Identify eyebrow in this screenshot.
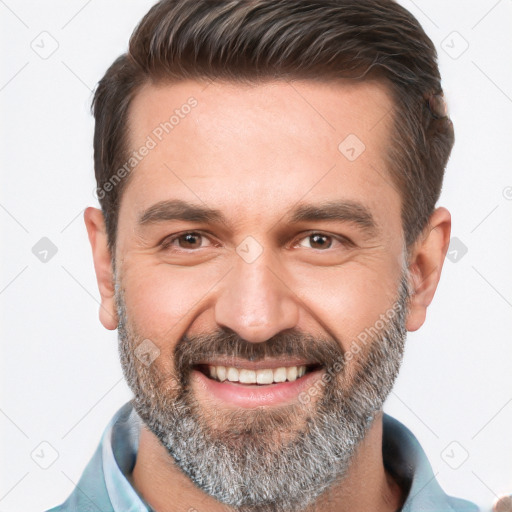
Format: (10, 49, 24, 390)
(138, 199, 226, 226)
(137, 198, 378, 236)
(288, 200, 378, 234)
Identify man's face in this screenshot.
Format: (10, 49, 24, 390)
(114, 79, 410, 511)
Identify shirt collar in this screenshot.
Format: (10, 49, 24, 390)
(382, 414, 477, 511)
(101, 401, 150, 511)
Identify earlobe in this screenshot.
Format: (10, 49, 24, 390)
(405, 207, 451, 332)
(84, 207, 119, 330)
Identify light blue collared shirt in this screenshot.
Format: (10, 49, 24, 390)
(46, 401, 480, 512)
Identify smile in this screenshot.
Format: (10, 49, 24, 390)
(195, 363, 320, 385)
(191, 360, 324, 408)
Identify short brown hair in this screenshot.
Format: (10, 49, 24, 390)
(92, 0, 454, 254)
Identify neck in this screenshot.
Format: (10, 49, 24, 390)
(130, 411, 404, 512)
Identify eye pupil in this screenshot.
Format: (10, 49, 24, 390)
(180, 232, 201, 248)
(310, 234, 331, 249)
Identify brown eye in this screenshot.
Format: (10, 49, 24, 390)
(305, 233, 332, 249)
(177, 232, 202, 249)
(162, 232, 212, 251)
(295, 232, 353, 251)
(297, 233, 333, 250)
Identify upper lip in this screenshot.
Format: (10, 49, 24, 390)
(194, 358, 320, 371)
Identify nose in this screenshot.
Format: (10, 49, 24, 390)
(214, 249, 300, 344)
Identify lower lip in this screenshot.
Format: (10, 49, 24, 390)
(191, 368, 324, 408)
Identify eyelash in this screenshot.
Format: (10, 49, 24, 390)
(159, 230, 354, 252)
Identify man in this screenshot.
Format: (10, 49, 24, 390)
(47, 0, 480, 511)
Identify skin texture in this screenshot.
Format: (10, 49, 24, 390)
(84, 78, 452, 512)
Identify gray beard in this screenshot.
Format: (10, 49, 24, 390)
(115, 271, 411, 512)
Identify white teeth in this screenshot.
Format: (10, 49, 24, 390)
(239, 369, 257, 384)
(273, 367, 287, 382)
(287, 366, 298, 382)
(216, 366, 227, 381)
(206, 365, 309, 384)
(256, 369, 274, 385)
(227, 367, 239, 382)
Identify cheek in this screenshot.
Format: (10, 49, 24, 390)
(292, 262, 400, 353)
(121, 263, 223, 343)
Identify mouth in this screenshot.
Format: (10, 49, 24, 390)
(194, 363, 323, 386)
(191, 360, 325, 408)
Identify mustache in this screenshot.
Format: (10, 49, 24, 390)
(173, 327, 344, 376)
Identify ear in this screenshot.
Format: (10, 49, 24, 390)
(84, 207, 118, 330)
(406, 207, 451, 332)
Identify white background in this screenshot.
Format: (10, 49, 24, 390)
(1, 1, 511, 511)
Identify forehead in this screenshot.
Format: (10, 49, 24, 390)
(119, 78, 400, 239)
